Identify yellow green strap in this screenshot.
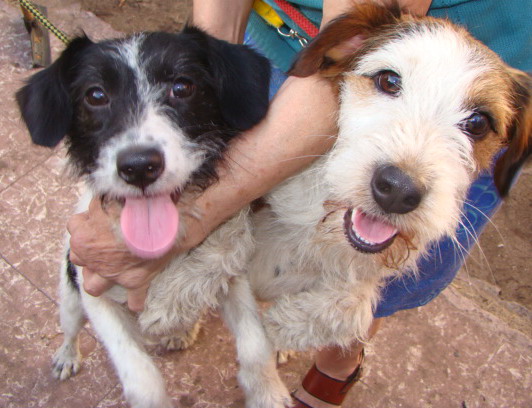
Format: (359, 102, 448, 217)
(253, 0, 285, 29)
(252, 0, 309, 47)
(19, 0, 70, 44)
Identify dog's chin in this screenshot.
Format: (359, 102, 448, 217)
(343, 208, 398, 254)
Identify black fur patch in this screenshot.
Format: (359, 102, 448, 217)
(65, 250, 80, 291)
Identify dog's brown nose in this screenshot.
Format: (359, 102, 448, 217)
(371, 165, 423, 214)
(117, 146, 165, 189)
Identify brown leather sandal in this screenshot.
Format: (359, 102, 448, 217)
(292, 350, 365, 407)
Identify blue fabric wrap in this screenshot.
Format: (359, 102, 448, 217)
(429, 0, 532, 71)
(245, 0, 531, 317)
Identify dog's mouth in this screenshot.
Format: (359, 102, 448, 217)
(343, 208, 398, 253)
(117, 190, 181, 259)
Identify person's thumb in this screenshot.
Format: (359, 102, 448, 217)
(82, 268, 114, 297)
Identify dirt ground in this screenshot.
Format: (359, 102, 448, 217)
(80, 0, 530, 312)
(80, 0, 191, 33)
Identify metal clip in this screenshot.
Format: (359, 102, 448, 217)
(277, 26, 308, 48)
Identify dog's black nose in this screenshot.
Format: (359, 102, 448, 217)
(117, 146, 165, 189)
(371, 165, 423, 214)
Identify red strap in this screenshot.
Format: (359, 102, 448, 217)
(301, 362, 364, 405)
(273, 0, 319, 38)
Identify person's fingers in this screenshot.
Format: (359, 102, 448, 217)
(82, 268, 114, 297)
(88, 195, 105, 213)
(90, 195, 122, 218)
(66, 211, 89, 235)
(126, 285, 149, 312)
(69, 249, 85, 267)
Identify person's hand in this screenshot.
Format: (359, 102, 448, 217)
(67, 198, 176, 312)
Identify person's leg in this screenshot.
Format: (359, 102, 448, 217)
(292, 318, 382, 408)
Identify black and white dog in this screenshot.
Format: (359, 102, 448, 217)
(17, 28, 290, 408)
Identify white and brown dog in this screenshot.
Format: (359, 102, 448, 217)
(248, 2, 531, 355)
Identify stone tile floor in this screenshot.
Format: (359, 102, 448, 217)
(0, 1, 530, 407)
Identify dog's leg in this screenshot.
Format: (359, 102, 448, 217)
(52, 259, 85, 380)
(221, 276, 291, 408)
(264, 283, 377, 351)
(81, 292, 173, 408)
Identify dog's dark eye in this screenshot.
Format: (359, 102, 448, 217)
(170, 78, 195, 99)
(374, 71, 401, 96)
(85, 87, 109, 107)
(461, 112, 491, 139)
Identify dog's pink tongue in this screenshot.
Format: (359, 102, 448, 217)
(120, 195, 179, 259)
(353, 210, 397, 244)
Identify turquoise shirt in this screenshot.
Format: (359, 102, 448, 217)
(247, 0, 532, 72)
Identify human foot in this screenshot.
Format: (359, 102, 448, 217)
(292, 350, 364, 408)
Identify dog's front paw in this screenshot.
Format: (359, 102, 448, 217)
(52, 342, 81, 380)
(159, 321, 201, 351)
(239, 367, 292, 408)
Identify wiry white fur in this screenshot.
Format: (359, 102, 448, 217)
(248, 22, 513, 352)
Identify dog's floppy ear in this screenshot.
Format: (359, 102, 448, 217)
(16, 36, 93, 147)
(289, 2, 401, 78)
(201, 30, 271, 131)
(493, 70, 532, 197)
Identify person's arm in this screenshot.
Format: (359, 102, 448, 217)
(192, 0, 253, 43)
(177, 73, 338, 249)
(69, 0, 431, 312)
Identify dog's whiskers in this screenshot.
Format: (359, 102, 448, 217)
(279, 154, 328, 163)
(454, 209, 490, 265)
(304, 133, 338, 141)
(455, 209, 498, 284)
(462, 201, 504, 241)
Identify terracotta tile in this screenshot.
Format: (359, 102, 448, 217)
(93, 312, 309, 408)
(343, 290, 532, 408)
(0, 153, 81, 301)
(0, 4, 59, 192)
(0, 1, 121, 194)
(0, 67, 58, 193)
(46, 2, 122, 43)
(0, 258, 119, 408)
(0, 0, 120, 63)
(0, 1, 33, 69)
(153, 312, 247, 407)
(93, 386, 129, 408)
